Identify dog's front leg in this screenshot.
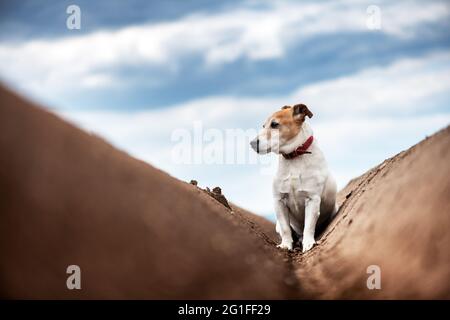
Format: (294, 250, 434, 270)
(302, 195, 321, 252)
(274, 197, 293, 250)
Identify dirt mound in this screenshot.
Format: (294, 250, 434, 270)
(0, 84, 449, 299)
(0, 85, 296, 299)
(294, 126, 450, 299)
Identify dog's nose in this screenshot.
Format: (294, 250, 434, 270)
(250, 139, 259, 153)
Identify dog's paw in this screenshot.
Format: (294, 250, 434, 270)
(277, 240, 293, 251)
(302, 238, 316, 253)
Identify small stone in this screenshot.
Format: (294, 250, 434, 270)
(190, 180, 198, 186)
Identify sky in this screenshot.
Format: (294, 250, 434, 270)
(1, 0, 449, 219)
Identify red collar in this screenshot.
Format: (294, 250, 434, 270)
(282, 136, 314, 160)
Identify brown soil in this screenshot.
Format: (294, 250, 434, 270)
(0, 85, 296, 299)
(293, 126, 450, 299)
(0, 85, 449, 299)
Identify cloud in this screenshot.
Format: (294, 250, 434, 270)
(64, 51, 450, 135)
(58, 52, 450, 217)
(294, 52, 450, 117)
(0, 0, 448, 97)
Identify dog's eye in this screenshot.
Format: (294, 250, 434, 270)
(270, 121, 279, 129)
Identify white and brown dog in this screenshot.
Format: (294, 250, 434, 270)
(250, 104, 337, 252)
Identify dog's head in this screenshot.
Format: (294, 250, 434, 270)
(250, 104, 313, 154)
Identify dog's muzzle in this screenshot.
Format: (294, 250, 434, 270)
(250, 138, 259, 153)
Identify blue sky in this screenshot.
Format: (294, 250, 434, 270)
(1, 0, 449, 219)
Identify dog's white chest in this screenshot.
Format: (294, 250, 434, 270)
(278, 172, 308, 215)
(279, 173, 301, 194)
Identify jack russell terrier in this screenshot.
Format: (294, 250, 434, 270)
(250, 104, 337, 252)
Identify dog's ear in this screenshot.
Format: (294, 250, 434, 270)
(293, 104, 313, 120)
(281, 105, 291, 110)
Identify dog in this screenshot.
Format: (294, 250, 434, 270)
(250, 104, 337, 252)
